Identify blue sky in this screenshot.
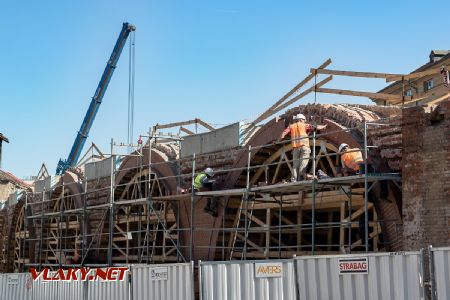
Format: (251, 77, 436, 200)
(1, 0, 449, 178)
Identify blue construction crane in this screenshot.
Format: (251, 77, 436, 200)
(56, 23, 136, 175)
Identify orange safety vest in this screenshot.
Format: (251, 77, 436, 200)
(290, 122, 309, 148)
(341, 149, 364, 171)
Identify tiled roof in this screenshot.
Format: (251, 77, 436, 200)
(0, 170, 30, 189)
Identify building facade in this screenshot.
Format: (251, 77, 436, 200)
(376, 50, 450, 106)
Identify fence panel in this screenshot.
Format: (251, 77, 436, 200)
(0, 273, 32, 300)
(30, 271, 84, 300)
(295, 251, 425, 300)
(200, 259, 296, 300)
(131, 262, 194, 300)
(86, 271, 130, 300)
(430, 247, 450, 300)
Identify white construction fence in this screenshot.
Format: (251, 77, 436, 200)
(199, 259, 297, 300)
(295, 251, 425, 300)
(2, 249, 448, 300)
(0, 262, 194, 300)
(430, 246, 450, 300)
(199, 251, 425, 300)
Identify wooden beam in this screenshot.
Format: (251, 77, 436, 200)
(316, 87, 411, 101)
(272, 76, 333, 115)
(339, 201, 345, 250)
(311, 68, 403, 79)
(153, 118, 214, 131)
(196, 118, 215, 131)
(154, 119, 198, 130)
(180, 126, 194, 135)
(250, 59, 332, 127)
(265, 208, 270, 258)
(297, 191, 303, 251)
(386, 66, 450, 82)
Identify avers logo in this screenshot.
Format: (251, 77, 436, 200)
(254, 262, 283, 278)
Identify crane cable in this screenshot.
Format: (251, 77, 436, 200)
(127, 31, 136, 152)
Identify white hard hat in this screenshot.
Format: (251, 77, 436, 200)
(293, 113, 306, 120)
(204, 167, 215, 177)
(339, 143, 349, 152)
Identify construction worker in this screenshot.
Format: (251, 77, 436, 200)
(194, 167, 218, 217)
(280, 113, 327, 181)
(339, 143, 364, 175)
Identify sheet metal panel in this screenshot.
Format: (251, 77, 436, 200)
(295, 252, 425, 300)
(431, 247, 450, 300)
(86, 272, 130, 300)
(30, 271, 84, 300)
(200, 259, 296, 300)
(131, 262, 194, 300)
(0, 273, 32, 300)
(85, 157, 114, 180)
(181, 123, 241, 157)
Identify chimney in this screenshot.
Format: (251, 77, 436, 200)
(429, 50, 450, 63)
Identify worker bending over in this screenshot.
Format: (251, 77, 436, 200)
(194, 167, 218, 217)
(339, 143, 364, 175)
(280, 113, 327, 181)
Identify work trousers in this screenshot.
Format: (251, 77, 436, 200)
(292, 145, 311, 181)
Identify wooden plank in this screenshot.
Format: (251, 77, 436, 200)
(272, 76, 333, 114)
(195, 119, 215, 131)
(311, 68, 403, 79)
(386, 66, 449, 82)
(342, 202, 374, 222)
(250, 59, 332, 127)
(154, 119, 198, 130)
(316, 87, 411, 101)
(339, 201, 345, 250)
(424, 92, 450, 106)
(265, 208, 270, 258)
(180, 126, 194, 135)
(236, 233, 264, 252)
(242, 211, 266, 227)
(153, 118, 214, 131)
(297, 192, 303, 251)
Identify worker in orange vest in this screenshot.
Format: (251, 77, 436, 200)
(339, 143, 364, 175)
(280, 113, 327, 181)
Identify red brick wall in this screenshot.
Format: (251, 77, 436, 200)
(402, 100, 450, 250)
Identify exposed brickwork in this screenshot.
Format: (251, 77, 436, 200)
(402, 100, 450, 250)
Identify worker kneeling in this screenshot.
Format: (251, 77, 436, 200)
(194, 167, 218, 217)
(339, 143, 364, 175)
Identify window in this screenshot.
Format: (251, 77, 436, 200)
(404, 89, 413, 97)
(423, 79, 434, 92)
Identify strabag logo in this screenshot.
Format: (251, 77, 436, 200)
(29, 267, 129, 282)
(338, 257, 369, 275)
(254, 262, 283, 278)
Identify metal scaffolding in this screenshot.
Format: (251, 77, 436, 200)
(11, 123, 402, 271)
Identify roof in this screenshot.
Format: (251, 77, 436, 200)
(378, 50, 450, 94)
(0, 170, 30, 189)
(0, 133, 9, 143)
(430, 50, 450, 56)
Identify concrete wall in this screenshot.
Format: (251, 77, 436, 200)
(402, 100, 450, 250)
(0, 183, 15, 202)
(180, 123, 241, 158)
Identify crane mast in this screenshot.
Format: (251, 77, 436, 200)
(56, 22, 136, 175)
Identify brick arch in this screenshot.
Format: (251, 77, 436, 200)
(195, 104, 404, 260)
(6, 196, 36, 272)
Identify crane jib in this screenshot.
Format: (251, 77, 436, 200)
(56, 23, 136, 175)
